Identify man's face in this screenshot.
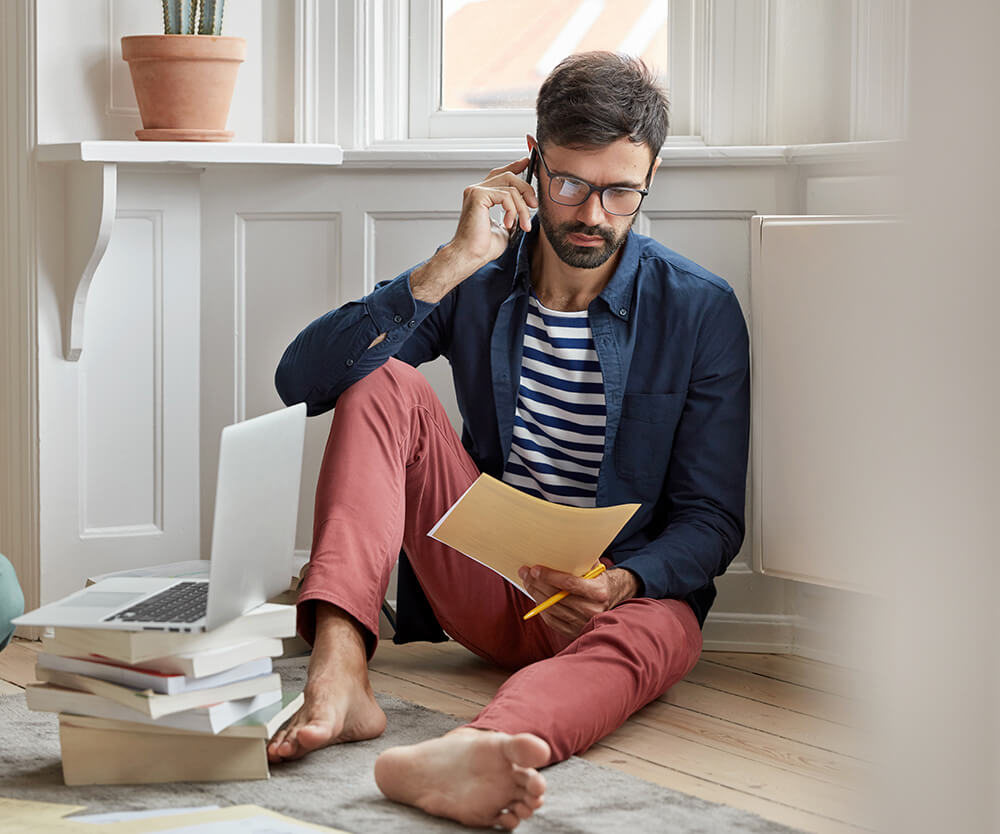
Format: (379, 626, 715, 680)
(534, 138, 659, 270)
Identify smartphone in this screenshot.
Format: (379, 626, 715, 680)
(524, 148, 538, 184)
(505, 148, 537, 247)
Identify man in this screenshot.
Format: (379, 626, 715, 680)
(270, 52, 749, 830)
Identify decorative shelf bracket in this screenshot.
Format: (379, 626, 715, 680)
(37, 141, 345, 361)
(63, 161, 117, 361)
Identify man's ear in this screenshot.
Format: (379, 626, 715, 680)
(526, 134, 538, 153)
(648, 156, 663, 185)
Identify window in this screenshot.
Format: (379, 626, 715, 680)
(441, 0, 668, 110)
(406, 0, 702, 143)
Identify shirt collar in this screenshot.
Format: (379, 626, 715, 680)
(512, 217, 640, 321)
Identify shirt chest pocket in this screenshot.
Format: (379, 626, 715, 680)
(614, 392, 687, 500)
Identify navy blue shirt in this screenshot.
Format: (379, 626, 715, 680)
(276, 222, 750, 631)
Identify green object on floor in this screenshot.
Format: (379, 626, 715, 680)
(0, 554, 24, 652)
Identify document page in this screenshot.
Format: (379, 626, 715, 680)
(429, 474, 639, 594)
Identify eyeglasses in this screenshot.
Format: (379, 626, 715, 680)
(534, 148, 649, 217)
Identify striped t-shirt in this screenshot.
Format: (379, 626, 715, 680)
(501, 295, 607, 507)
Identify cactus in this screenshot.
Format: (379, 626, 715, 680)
(161, 0, 224, 35)
(198, 0, 226, 36)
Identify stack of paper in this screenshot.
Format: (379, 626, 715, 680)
(24, 603, 301, 786)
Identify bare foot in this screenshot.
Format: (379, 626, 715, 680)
(268, 602, 387, 763)
(374, 728, 550, 830)
(267, 674, 386, 762)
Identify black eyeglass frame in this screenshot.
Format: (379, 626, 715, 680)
(533, 147, 651, 217)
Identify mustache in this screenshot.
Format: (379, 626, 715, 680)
(558, 222, 615, 244)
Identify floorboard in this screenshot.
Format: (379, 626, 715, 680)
(686, 660, 856, 724)
(0, 640, 39, 689)
(659, 680, 862, 757)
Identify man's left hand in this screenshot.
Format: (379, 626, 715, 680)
(517, 564, 640, 638)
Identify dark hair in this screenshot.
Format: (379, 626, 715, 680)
(535, 51, 669, 161)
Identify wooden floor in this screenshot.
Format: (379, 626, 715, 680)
(1, 638, 870, 833)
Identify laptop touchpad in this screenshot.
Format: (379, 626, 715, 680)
(58, 591, 146, 608)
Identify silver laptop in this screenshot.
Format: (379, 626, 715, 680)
(14, 404, 306, 633)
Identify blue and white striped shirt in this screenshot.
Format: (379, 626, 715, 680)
(501, 295, 606, 507)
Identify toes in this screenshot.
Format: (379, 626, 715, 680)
(296, 721, 334, 749)
(493, 810, 521, 830)
(512, 765, 546, 799)
(515, 789, 544, 811)
(267, 729, 295, 762)
(505, 733, 551, 770)
(509, 800, 537, 819)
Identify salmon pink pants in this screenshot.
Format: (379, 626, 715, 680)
(296, 359, 702, 764)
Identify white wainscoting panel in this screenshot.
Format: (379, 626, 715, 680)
(79, 211, 162, 535)
(805, 174, 902, 216)
(642, 211, 753, 317)
(239, 212, 343, 554)
(367, 211, 463, 431)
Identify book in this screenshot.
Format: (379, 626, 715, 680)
(429, 473, 639, 594)
(35, 652, 273, 695)
(25, 683, 282, 733)
(85, 560, 211, 586)
(56, 692, 303, 786)
(47, 602, 296, 665)
(58, 723, 268, 785)
(58, 690, 304, 739)
(39, 635, 285, 678)
(34, 666, 281, 719)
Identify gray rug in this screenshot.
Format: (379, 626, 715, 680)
(0, 658, 802, 833)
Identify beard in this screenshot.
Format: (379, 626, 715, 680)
(537, 201, 634, 270)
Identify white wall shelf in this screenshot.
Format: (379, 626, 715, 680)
(36, 141, 344, 166)
(36, 142, 343, 361)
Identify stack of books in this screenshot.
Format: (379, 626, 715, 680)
(24, 602, 302, 786)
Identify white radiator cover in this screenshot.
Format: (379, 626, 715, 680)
(750, 215, 902, 592)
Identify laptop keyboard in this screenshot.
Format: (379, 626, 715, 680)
(102, 581, 209, 624)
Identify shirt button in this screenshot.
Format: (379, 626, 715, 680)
(345, 358, 354, 367)
(407, 320, 417, 328)
(619, 307, 628, 317)
(393, 314, 402, 323)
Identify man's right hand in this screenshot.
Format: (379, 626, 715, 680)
(409, 157, 538, 305)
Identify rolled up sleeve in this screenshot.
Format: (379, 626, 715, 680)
(275, 270, 440, 415)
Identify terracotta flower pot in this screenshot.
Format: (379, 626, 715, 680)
(122, 35, 246, 141)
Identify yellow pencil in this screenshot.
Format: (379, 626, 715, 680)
(522, 563, 607, 621)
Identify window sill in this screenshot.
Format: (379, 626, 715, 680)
(340, 140, 902, 170)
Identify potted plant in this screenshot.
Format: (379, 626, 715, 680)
(122, 1, 246, 141)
